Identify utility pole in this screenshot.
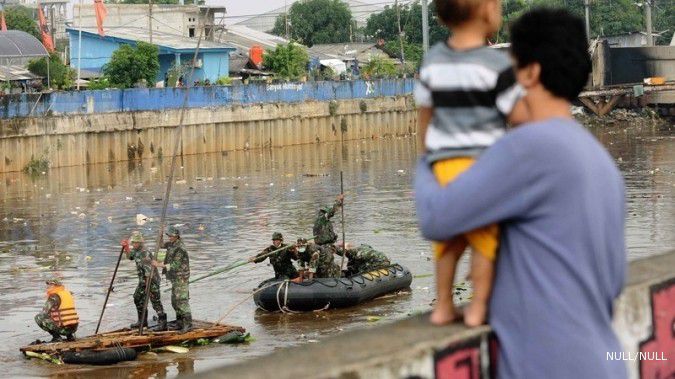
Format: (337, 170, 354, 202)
(76, 0, 82, 90)
(49, 5, 55, 47)
(148, 0, 153, 44)
(421, 0, 429, 53)
(583, 0, 590, 41)
(284, 0, 289, 40)
(644, 0, 653, 46)
(395, 0, 405, 64)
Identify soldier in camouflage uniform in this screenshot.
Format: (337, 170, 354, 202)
(296, 238, 341, 279)
(153, 226, 192, 333)
(336, 243, 391, 276)
(313, 194, 344, 245)
(124, 231, 167, 330)
(251, 232, 299, 280)
(35, 278, 79, 342)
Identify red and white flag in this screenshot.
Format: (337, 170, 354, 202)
(37, 3, 55, 52)
(94, 0, 107, 36)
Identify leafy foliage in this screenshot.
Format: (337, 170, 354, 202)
(4, 6, 40, 39)
(271, 0, 353, 46)
(103, 42, 160, 89)
(87, 77, 112, 90)
(263, 42, 309, 81)
(27, 53, 74, 90)
(362, 56, 398, 79)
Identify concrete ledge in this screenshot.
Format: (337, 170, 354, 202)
(196, 250, 675, 379)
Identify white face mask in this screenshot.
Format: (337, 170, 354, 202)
(298, 247, 307, 253)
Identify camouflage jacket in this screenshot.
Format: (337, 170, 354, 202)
(336, 244, 390, 275)
(309, 244, 340, 278)
(41, 294, 60, 315)
(163, 239, 190, 281)
(254, 244, 298, 280)
(313, 199, 342, 245)
(129, 246, 160, 284)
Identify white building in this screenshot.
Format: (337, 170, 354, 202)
(72, 4, 226, 41)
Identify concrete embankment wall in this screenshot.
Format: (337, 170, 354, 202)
(0, 96, 416, 173)
(197, 250, 675, 379)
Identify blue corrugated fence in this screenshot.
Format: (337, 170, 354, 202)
(0, 79, 415, 119)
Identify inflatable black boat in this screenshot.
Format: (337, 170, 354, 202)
(253, 264, 412, 312)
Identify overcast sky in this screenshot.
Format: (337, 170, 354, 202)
(218, 0, 388, 22)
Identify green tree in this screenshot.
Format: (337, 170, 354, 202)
(271, 0, 353, 46)
(362, 56, 398, 79)
(263, 42, 309, 81)
(383, 40, 424, 67)
(103, 42, 159, 89)
(365, 1, 448, 46)
(4, 6, 40, 39)
(27, 53, 74, 90)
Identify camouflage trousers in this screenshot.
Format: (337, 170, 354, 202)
(134, 279, 164, 315)
(35, 312, 77, 337)
(170, 278, 191, 319)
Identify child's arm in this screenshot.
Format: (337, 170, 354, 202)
(417, 107, 432, 154)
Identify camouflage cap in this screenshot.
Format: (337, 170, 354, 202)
(272, 232, 283, 240)
(45, 277, 62, 286)
(130, 231, 144, 243)
(166, 226, 180, 237)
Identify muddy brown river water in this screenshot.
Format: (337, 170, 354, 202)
(0, 120, 672, 378)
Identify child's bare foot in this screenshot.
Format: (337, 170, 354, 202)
(463, 300, 487, 327)
(430, 302, 457, 325)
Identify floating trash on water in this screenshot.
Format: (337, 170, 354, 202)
(197, 224, 206, 231)
(366, 316, 381, 322)
(107, 216, 113, 223)
(156, 346, 189, 354)
(291, 188, 295, 192)
(136, 214, 151, 226)
(94, 201, 100, 205)
(69, 211, 78, 216)
(78, 213, 86, 219)
(65, 256, 70, 260)
(176, 180, 187, 185)
(207, 177, 213, 181)
(173, 203, 181, 209)
(125, 196, 133, 201)
(397, 169, 406, 174)
(269, 183, 274, 186)
(150, 167, 158, 173)
(85, 256, 92, 261)
(224, 205, 237, 209)
(220, 177, 227, 180)
(232, 185, 239, 189)
(45, 194, 52, 199)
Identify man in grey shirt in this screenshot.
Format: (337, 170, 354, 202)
(415, 9, 627, 378)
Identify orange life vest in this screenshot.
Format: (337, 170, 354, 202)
(46, 285, 79, 327)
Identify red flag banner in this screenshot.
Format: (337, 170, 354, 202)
(94, 0, 107, 36)
(37, 3, 55, 52)
(1, 10, 7, 32)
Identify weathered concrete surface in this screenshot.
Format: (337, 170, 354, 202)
(196, 250, 675, 379)
(0, 96, 416, 173)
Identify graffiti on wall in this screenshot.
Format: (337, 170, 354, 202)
(434, 334, 497, 379)
(639, 278, 674, 379)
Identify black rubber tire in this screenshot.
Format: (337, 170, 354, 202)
(61, 346, 137, 365)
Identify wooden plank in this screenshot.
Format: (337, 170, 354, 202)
(20, 320, 244, 354)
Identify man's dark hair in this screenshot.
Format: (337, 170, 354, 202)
(510, 8, 591, 101)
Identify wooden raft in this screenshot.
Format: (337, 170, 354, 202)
(20, 320, 245, 354)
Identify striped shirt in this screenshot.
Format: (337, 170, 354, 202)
(414, 42, 523, 162)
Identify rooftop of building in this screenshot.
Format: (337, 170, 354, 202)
(66, 27, 235, 53)
(0, 30, 49, 58)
